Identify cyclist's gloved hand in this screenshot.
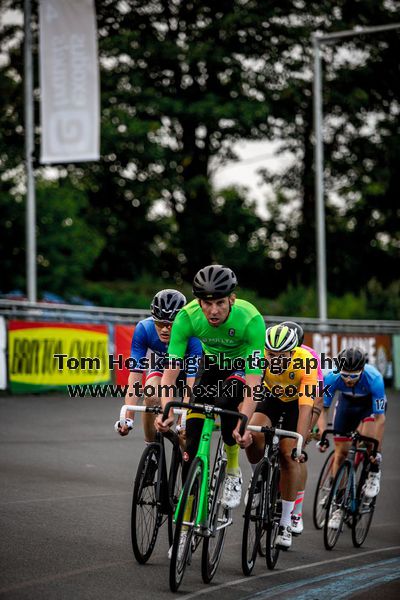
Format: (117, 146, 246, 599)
(115, 418, 134, 436)
(155, 413, 174, 433)
(316, 437, 329, 453)
(291, 447, 308, 463)
(233, 427, 253, 449)
(370, 451, 382, 465)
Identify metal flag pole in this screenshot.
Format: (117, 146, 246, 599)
(312, 22, 400, 322)
(24, 0, 37, 302)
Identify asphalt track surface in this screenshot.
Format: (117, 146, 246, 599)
(0, 391, 399, 599)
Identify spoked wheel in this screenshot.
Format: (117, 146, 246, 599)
(265, 465, 281, 570)
(201, 457, 229, 583)
(313, 450, 334, 529)
(131, 444, 162, 564)
(324, 461, 351, 550)
(241, 461, 267, 576)
(169, 457, 203, 592)
(352, 466, 376, 547)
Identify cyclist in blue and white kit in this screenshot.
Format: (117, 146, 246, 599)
(319, 347, 386, 525)
(118, 289, 202, 441)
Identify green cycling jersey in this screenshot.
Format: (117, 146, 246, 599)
(167, 298, 265, 375)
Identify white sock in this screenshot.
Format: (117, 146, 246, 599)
(280, 500, 295, 527)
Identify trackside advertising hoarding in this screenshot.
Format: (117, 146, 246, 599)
(304, 332, 393, 378)
(8, 321, 110, 393)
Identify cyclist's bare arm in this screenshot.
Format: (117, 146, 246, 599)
(297, 404, 313, 452)
(373, 413, 385, 450)
(155, 366, 180, 431)
(119, 371, 143, 435)
(233, 373, 261, 447)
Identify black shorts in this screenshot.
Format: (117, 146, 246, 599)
(255, 393, 299, 434)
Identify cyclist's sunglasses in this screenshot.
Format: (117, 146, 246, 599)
(153, 319, 173, 328)
(340, 371, 362, 380)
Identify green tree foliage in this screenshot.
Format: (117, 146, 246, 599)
(1, 1, 399, 318)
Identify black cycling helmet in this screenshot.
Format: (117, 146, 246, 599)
(150, 289, 186, 322)
(338, 347, 367, 372)
(281, 321, 304, 346)
(265, 324, 298, 352)
(192, 265, 237, 300)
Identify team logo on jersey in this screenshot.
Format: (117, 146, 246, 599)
(289, 372, 295, 380)
(228, 328, 235, 337)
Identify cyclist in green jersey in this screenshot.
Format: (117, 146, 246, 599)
(155, 265, 265, 508)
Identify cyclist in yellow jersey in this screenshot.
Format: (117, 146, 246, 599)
(245, 324, 317, 549)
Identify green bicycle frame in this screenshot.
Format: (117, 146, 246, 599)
(173, 415, 218, 529)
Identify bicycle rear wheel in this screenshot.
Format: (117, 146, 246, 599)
(241, 461, 268, 576)
(265, 464, 281, 569)
(313, 450, 334, 529)
(201, 455, 229, 583)
(131, 444, 162, 564)
(352, 463, 376, 547)
(324, 461, 352, 550)
(169, 457, 203, 592)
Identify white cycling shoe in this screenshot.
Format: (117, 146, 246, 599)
(276, 525, 292, 548)
(291, 514, 304, 535)
(328, 509, 343, 530)
(222, 471, 242, 508)
(244, 481, 261, 510)
(363, 471, 381, 498)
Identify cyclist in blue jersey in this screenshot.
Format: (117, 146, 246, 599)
(117, 289, 202, 441)
(319, 347, 386, 525)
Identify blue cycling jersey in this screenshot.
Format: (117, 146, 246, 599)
(323, 363, 386, 414)
(130, 317, 202, 376)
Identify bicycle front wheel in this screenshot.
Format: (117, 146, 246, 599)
(201, 456, 229, 583)
(313, 450, 334, 529)
(167, 443, 183, 547)
(265, 464, 281, 570)
(352, 463, 376, 547)
(169, 457, 203, 592)
(131, 444, 162, 564)
(241, 461, 268, 576)
(324, 461, 352, 550)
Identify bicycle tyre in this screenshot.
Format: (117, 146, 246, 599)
(169, 457, 203, 592)
(313, 450, 335, 529)
(167, 443, 183, 547)
(265, 464, 281, 569)
(131, 444, 163, 564)
(324, 460, 352, 550)
(241, 460, 268, 576)
(201, 456, 228, 583)
(352, 462, 376, 547)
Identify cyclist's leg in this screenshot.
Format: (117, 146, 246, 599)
(142, 369, 162, 442)
(218, 371, 246, 473)
(216, 371, 246, 507)
(357, 399, 384, 497)
(332, 394, 357, 476)
(274, 401, 300, 547)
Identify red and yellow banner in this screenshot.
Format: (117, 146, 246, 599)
(114, 324, 135, 385)
(8, 321, 110, 392)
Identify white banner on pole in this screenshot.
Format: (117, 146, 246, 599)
(39, 0, 100, 163)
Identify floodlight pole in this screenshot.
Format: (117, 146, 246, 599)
(312, 22, 400, 322)
(24, 0, 37, 302)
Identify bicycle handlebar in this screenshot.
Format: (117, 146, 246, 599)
(319, 428, 379, 456)
(118, 404, 186, 428)
(162, 400, 248, 436)
(247, 425, 305, 460)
